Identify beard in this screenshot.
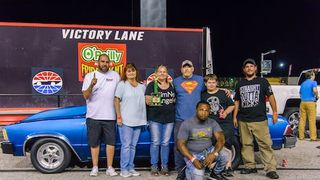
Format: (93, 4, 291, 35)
(246, 73, 255, 78)
(99, 65, 109, 72)
(245, 71, 256, 78)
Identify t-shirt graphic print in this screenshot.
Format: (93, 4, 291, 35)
(240, 84, 260, 108)
(206, 96, 223, 115)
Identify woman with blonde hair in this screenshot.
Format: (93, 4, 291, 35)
(145, 65, 175, 176)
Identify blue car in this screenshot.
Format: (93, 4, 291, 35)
(1, 106, 296, 173)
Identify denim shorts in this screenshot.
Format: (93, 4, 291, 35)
(86, 118, 116, 147)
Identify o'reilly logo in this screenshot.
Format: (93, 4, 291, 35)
(81, 46, 122, 63)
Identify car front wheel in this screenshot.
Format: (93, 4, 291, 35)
(284, 107, 300, 135)
(30, 138, 71, 173)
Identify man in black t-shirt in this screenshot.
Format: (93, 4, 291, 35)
(201, 74, 235, 146)
(233, 58, 279, 179)
(201, 74, 235, 176)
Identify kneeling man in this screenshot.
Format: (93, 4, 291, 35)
(177, 101, 228, 180)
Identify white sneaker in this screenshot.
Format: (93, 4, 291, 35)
(90, 166, 98, 177)
(120, 171, 132, 178)
(106, 167, 118, 176)
(129, 169, 140, 176)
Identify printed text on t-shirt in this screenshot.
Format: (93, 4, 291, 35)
(240, 84, 260, 108)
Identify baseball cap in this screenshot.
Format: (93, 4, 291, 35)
(181, 60, 193, 67)
(243, 58, 256, 66)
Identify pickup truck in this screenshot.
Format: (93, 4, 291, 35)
(267, 68, 320, 135)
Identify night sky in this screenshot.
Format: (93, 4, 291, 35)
(0, 0, 319, 77)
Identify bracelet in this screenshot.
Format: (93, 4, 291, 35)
(117, 116, 122, 119)
(189, 157, 196, 163)
(273, 112, 278, 115)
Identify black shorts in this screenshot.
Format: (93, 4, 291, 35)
(86, 118, 116, 147)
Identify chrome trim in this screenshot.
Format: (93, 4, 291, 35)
(283, 125, 290, 136)
(23, 134, 84, 162)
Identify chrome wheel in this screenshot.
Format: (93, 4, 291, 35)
(36, 143, 64, 170)
(288, 111, 299, 134)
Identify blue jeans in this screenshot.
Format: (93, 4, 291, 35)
(149, 121, 174, 169)
(118, 124, 142, 172)
(174, 121, 186, 172)
(184, 146, 228, 180)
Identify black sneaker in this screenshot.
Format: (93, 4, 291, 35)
(209, 171, 229, 180)
(221, 167, 233, 177)
(240, 168, 258, 174)
(266, 171, 279, 179)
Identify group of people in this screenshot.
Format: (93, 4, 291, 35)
(82, 54, 310, 180)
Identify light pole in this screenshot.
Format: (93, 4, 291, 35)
(261, 50, 276, 77)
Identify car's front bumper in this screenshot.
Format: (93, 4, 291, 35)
(1, 141, 14, 154)
(283, 135, 297, 148)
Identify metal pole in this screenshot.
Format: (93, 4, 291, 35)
(261, 53, 264, 77)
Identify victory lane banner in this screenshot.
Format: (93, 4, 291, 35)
(0, 22, 204, 107)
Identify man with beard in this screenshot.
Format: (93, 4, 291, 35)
(82, 54, 120, 177)
(233, 58, 279, 179)
(173, 60, 205, 180)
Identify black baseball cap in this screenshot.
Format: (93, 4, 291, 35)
(243, 58, 256, 66)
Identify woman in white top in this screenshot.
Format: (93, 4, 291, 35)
(114, 63, 147, 178)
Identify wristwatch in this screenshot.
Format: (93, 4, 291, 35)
(213, 152, 219, 156)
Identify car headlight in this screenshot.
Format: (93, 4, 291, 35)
(2, 128, 9, 141)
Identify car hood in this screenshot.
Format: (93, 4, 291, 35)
(20, 106, 86, 123)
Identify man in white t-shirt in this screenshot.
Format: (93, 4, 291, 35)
(82, 54, 120, 177)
